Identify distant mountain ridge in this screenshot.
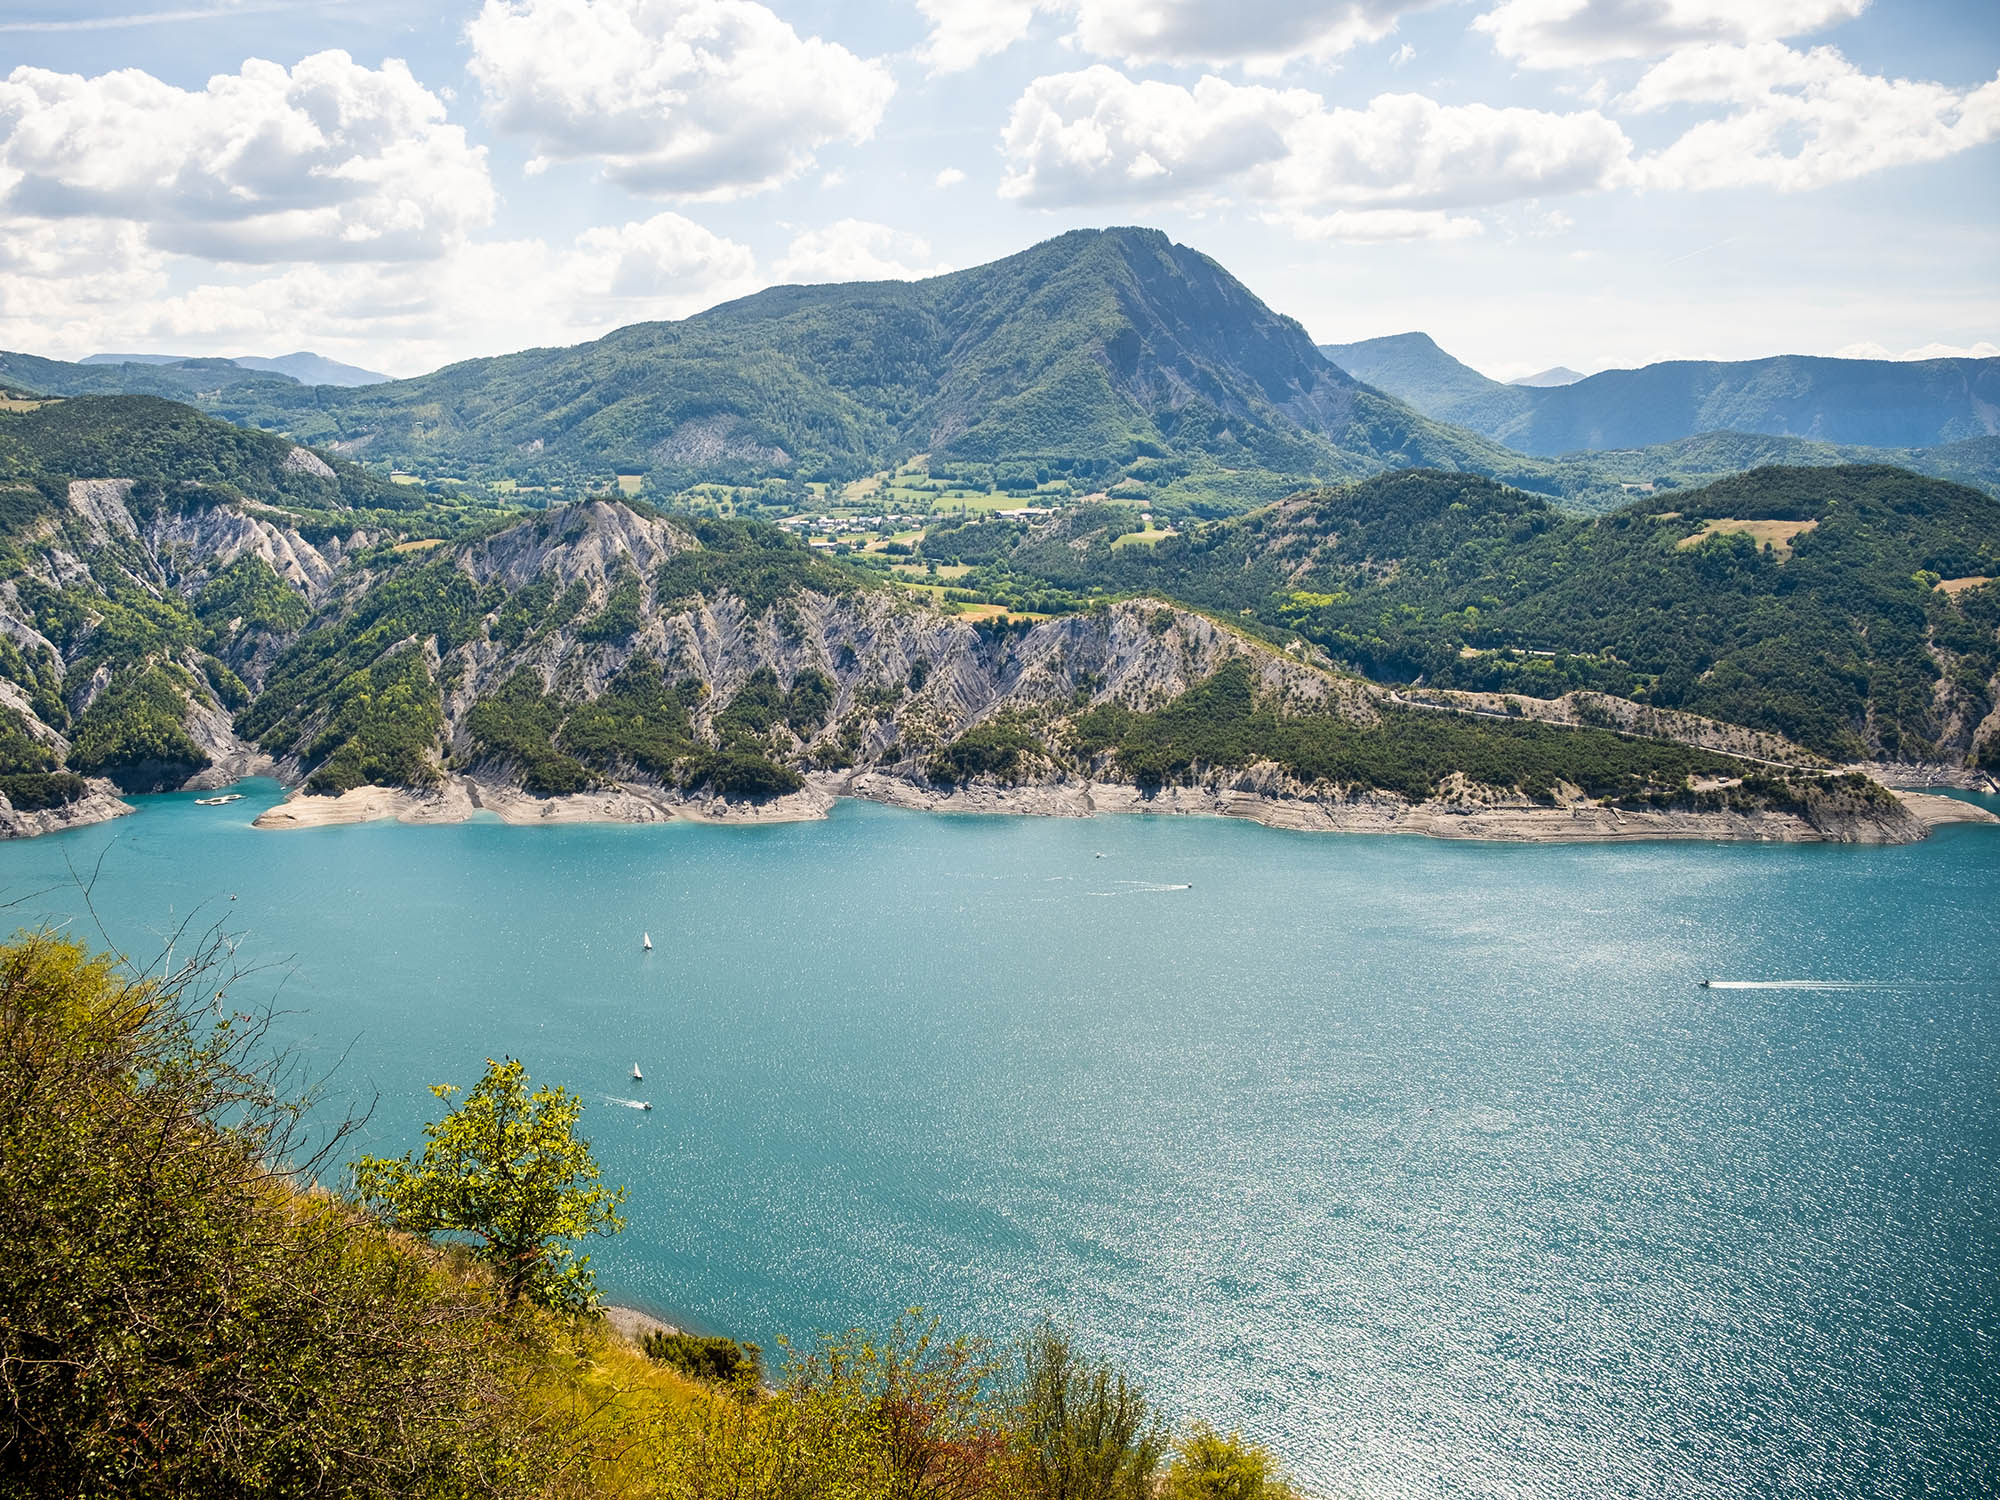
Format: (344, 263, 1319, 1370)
(1510, 366, 1585, 388)
(0, 231, 1603, 506)
(5, 230, 1994, 511)
(81, 351, 389, 387)
(1321, 332, 2000, 452)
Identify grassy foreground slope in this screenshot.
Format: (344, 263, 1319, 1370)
(972, 465, 2000, 766)
(0, 928, 1299, 1499)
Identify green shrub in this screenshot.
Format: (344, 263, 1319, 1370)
(1162, 1423, 1300, 1500)
(642, 1331, 764, 1393)
(0, 932, 556, 1498)
(1015, 1319, 1166, 1500)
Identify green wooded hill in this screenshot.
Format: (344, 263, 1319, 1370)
(0, 391, 1909, 828)
(969, 465, 2000, 765)
(0, 351, 307, 407)
(0, 395, 412, 516)
(1322, 333, 2000, 454)
(0, 230, 1606, 505)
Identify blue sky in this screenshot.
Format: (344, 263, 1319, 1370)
(0, 0, 1994, 378)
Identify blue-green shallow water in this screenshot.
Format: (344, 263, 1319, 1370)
(3, 779, 1996, 1499)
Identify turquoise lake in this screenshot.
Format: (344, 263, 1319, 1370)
(3, 780, 1995, 1497)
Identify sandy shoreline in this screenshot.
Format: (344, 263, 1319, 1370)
(239, 771, 1993, 845)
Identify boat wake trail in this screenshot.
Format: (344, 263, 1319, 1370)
(1088, 881, 1194, 896)
(602, 1095, 652, 1110)
(1703, 980, 1908, 990)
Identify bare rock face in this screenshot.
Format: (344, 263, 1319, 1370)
(0, 779, 133, 839)
(68, 479, 139, 541)
(459, 500, 691, 592)
(281, 446, 337, 481)
(149, 505, 343, 598)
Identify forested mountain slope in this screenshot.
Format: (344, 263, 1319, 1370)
(0, 394, 1915, 840)
(0, 231, 1605, 504)
(1322, 334, 2000, 454)
(966, 466, 2000, 766)
(0, 352, 307, 407)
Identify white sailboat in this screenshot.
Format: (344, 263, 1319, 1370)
(632, 1063, 644, 1081)
(643, 932, 653, 951)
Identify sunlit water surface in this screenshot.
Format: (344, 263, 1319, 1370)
(4, 780, 1995, 1498)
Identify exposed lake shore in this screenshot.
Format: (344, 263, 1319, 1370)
(229, 769, 1997, 845)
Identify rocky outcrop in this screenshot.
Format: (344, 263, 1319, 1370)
(0, 779, 133, 839)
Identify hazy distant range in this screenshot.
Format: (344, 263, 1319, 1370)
(81, 351, 387, 387)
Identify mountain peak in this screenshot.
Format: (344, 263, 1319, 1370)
(1510, 366, 1587, 387)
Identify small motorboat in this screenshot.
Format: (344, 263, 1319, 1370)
(643, 932, 653, 951)
(194, 792, 244, 806)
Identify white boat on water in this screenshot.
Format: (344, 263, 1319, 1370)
(632, 1063, 643, 1081)
(643, 932, 653, 951)
(194, 793, 244, 806)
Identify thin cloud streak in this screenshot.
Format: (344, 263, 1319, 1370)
(0, 2, 305, 33)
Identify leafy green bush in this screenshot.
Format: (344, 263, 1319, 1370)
(1015, 1319, 1167, 1500)
(353, 1057, 626, 1315)
(1162, 1424, 1300, 1500)
(0, 932, 556, 1498)
(642, 1331, 764, 1393)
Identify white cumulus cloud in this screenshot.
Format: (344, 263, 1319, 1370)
(934, 166, 967, 188)
(1833, 339, 1999, 361)
(999, 66, 1634, 225)
(1627, 43, 2000, 191)
(915, 0, 1443, 73)
(915, 0, 1041, 73)
(1475, 0, 1869, 69)
(0, 211, 761, 375)
(466, 0, 894, 199)
(1072, 0, 1444, 72)
(774, 220, 952, 284)
(1277, 207, 1484, 241)
(0, 52, 492, 263)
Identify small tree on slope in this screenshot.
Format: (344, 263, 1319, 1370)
(354, 1057, 627, 1313)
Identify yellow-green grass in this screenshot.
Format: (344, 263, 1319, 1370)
(1676, 517, 1819, 559)
(615, 475, 644, 496)
(1936, 575, 1994, 596)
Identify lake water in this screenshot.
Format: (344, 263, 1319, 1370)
(3, 780, 1995, 1498)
